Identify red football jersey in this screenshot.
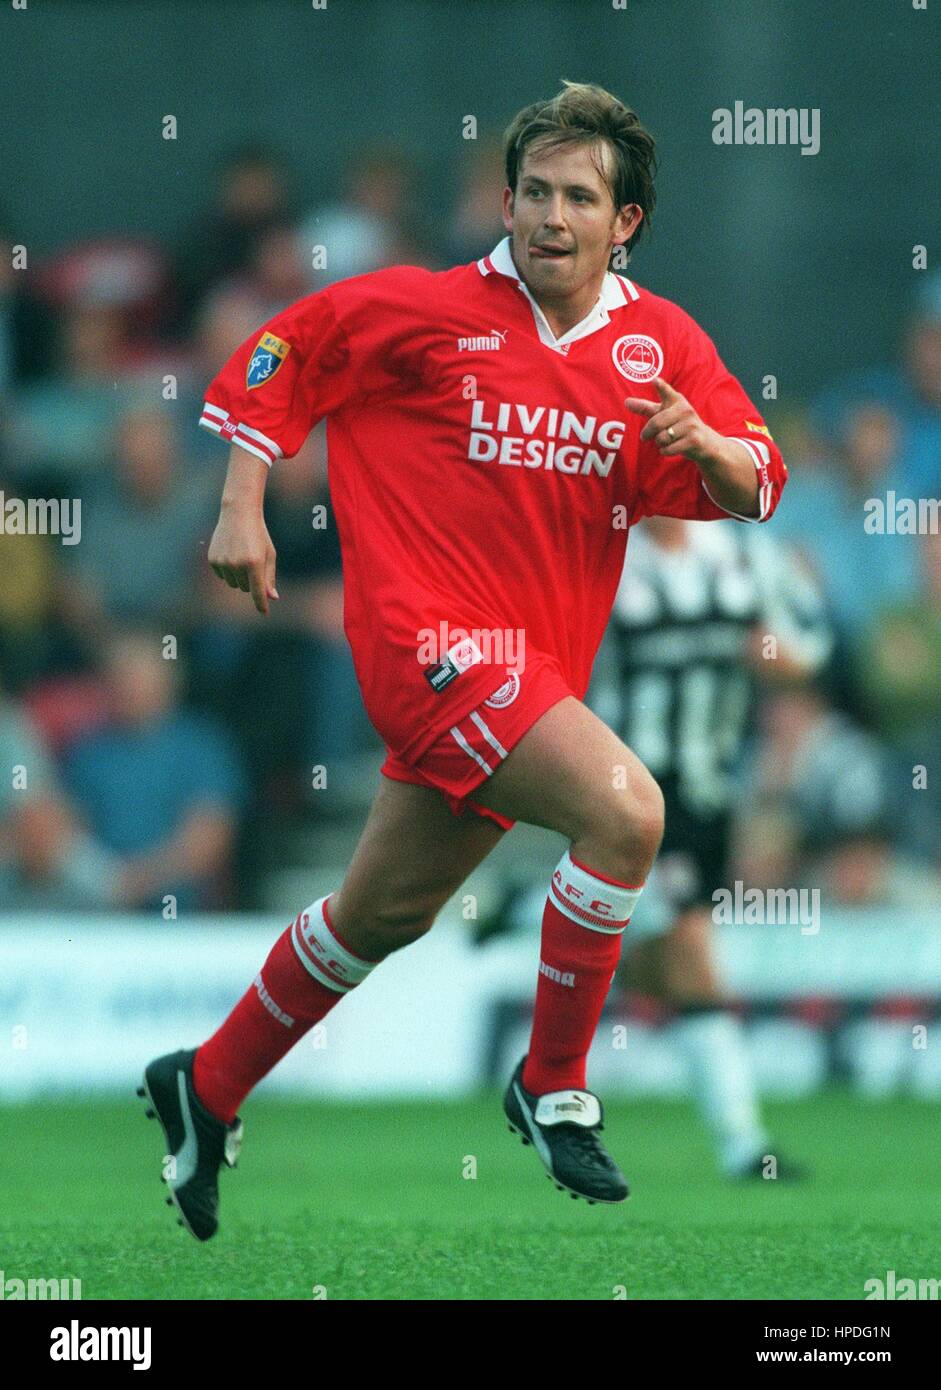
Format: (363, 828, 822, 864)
(199, 237, 786, 763)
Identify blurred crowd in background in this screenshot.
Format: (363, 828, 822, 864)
(1, 142, 940, 912)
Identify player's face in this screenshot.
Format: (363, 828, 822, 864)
(503, 140, 641, 303)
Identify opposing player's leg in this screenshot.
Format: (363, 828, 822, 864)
(471, 695, 664, 1202)
(625, 903, 804, 1181)
(626, 905, 769, 1176)
(142, 777, 506, 1239)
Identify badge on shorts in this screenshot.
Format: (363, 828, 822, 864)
(246, 332, 291, 389)
(424, 637, 483, 693)
(484, 673, 520, 708)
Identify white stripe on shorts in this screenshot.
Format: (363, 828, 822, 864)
(449, 724, 494, 776)
(468, 710, 509, 759)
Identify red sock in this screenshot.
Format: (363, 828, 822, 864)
(193, 895, 377, 1123)
(522, 851, 644, 1096)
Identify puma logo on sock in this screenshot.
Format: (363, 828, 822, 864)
(253, 973, 295, 1027)
(539, 960, 575, 987)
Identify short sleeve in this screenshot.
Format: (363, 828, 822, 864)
(198, 266, 430, 466)
(198, 290, 354, 466)
(637, 308, 787, 524)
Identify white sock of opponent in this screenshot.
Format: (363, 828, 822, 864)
(672, 1005, 769, 1175)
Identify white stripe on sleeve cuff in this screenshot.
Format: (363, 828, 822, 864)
(701, 435, 774, 522)
(198, 402, 284, 467)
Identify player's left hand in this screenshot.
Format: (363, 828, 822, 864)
(624, 378, 720, 463)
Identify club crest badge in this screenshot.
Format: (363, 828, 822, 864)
(246, 332, 291, 389)
(611, 334, 663, 382)
(484, 672, 521, 709)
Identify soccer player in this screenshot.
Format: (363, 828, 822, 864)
(141, 81, 786, 1239)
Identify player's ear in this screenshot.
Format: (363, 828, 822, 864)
(502, 186, 515, 232)
(613, 204, 642, 245)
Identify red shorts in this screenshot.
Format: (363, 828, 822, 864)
(380, 649, 574, 832)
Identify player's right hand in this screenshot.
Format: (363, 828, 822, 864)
(208, 507, 279, 615)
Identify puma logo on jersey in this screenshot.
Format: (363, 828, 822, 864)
(457, 330, 507, 352)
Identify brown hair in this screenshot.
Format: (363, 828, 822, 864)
(503, 81, 658, 262)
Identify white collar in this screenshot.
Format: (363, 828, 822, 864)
(477, 236, 638, 352)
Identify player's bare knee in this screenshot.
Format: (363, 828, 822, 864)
(603, 775, 664, 874)
(630, 775, 665, 860)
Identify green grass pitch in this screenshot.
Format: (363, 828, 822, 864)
(2, 1092, 938, 1300)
